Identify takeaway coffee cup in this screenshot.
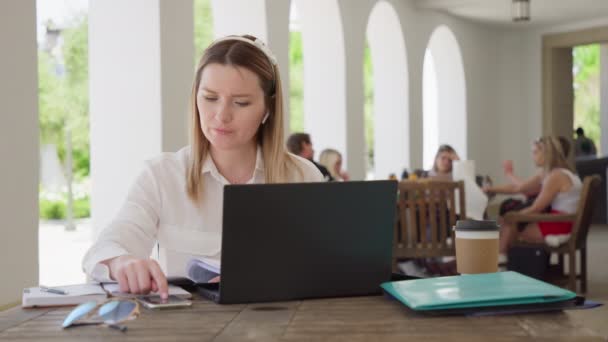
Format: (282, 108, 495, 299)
(454, 220, 500, 274)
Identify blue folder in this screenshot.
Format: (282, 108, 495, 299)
(381, 271, 576, 311)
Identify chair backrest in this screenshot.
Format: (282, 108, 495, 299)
(572, 175, 602, 248)
(395, 180, 466, 256)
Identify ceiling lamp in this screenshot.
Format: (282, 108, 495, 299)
(512, 0, 530, 22)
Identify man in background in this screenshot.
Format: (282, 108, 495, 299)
(574, 127, 597, 158)
(286, 133, 333, 181)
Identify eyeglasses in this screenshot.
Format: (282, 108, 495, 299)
(62, 300, 140, 332)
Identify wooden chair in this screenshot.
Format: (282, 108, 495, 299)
(392, 180, 466, 272)
(505, 175, 601, 293)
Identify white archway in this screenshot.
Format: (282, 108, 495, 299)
(294, 0, 347, 161)
(366, 1, 409, 179)
(423, 25, 467, 169)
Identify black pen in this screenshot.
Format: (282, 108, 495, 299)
(40, 286, 68, 295)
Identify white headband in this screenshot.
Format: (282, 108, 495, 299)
(209, 35, 278, 67)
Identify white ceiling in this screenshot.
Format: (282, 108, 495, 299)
(413, 0, 608, 28)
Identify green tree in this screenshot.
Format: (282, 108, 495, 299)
(38, 15, 90, 179)
(289, 31, 304, 133)
(62, 16, 90, 178)
(194, 0, 214, 65)
(573, 44, 600, 150)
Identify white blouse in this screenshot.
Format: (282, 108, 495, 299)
(82, 146, 323, 281)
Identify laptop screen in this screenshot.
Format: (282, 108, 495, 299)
(217, 180, 397, 304)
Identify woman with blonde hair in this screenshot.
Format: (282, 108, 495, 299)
(484, 136, 582, 256)
(82, 35, 322, 297)
(319, 148, 349, 181)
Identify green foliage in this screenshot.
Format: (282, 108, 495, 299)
(194, 0, 214, 65)
(289, 31, 304, 133)
(573, 45, 600, 149)
(39, 199, 66, 220)
(573, 45, 599, 83)
(38, 52, 67, 145)
(73, 196, 91, 218)
(39, 196, 90, 220)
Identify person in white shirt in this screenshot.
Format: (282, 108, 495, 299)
(82, 34, 323, 298)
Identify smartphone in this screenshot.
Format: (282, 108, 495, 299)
(137, 295, 192, 310)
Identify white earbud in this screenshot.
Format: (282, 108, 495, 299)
(262, 112, 270, 124)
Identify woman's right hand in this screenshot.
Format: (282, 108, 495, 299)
(105, 255, 168, 299)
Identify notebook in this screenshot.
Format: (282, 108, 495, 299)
(381, 271, 576, 311)
(22, 283, 192, 308)
(22, 284, 108, 308)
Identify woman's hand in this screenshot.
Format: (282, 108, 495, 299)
(209, 276, 221, 283)
(502, 160, 515, 176)
(482, 185, 495, 195)
(105, 255, 169, 299)
(340, 171, 350, 181)
(449, 151, 460, 161)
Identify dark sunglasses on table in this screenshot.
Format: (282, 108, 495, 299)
(62, 299, 139, 332)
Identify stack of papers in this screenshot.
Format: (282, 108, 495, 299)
(186, 258, 220, 283)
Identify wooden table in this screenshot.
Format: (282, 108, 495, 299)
(0, 295, 602, 341)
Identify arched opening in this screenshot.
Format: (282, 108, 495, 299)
(423, 25, 467, 169)
(366, 1, 409, 179)
(293, 0, 346, 162)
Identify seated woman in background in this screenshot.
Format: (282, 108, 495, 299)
(401, 144, 461, 277)
(501, 135, 571, 190)
(319, 148, 350, 181)
(498, 136, 571, 215)
(427, 144, 460, 180)
(484, 136, 582, 256)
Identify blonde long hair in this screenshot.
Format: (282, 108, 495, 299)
(319, 149, 342, 180)
(536, 136, 572, 173)
(187, 35, 299, 202)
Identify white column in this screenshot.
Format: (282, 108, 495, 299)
(265, 0, 292, 136)
(212, 0, 267, 40)
(0, 0, 39, 306)
(89, 0, 192, 236)
(297, 0, 347, 169)
(601, 44, 608, 156)
(339, 0, 374, 180)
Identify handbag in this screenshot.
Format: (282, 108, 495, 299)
(507, 246, 550, 280)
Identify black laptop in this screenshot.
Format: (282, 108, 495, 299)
(197, 180, 397, 304)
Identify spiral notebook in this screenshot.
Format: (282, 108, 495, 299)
(381, 271, 576, 313)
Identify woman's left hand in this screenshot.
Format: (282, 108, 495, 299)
(340, 171, 350, 181)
